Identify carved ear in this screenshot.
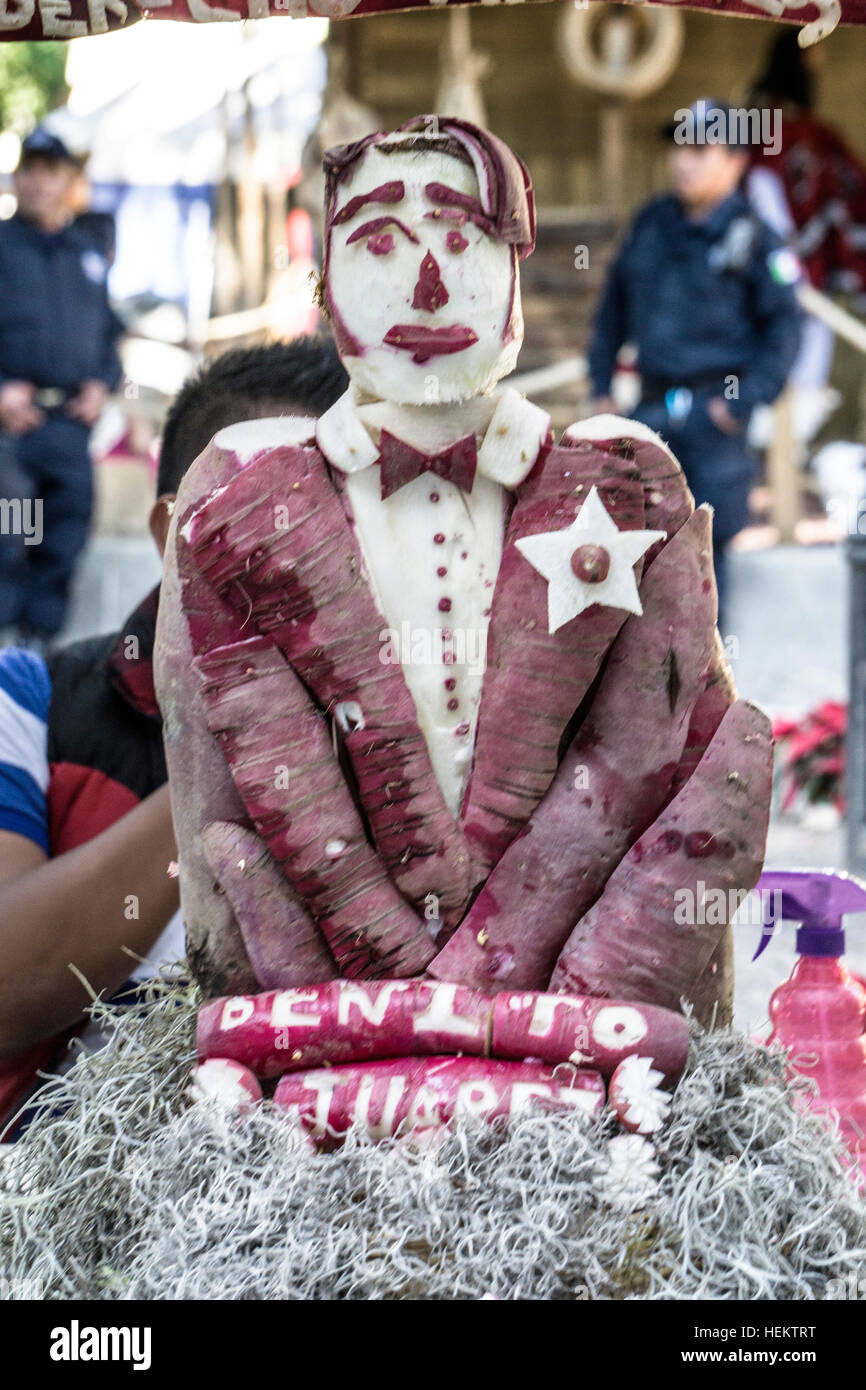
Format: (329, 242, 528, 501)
(149, 496, 175, 558)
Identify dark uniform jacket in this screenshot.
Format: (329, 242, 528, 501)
(0, 213, 124, 393)
(588, 190, 803, 421)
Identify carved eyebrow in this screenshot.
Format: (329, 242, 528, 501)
(346, 216, 420, 246)
(332, 181, 405, 225)
(424, 182, 494, 234)
(423, 208, 468, 226)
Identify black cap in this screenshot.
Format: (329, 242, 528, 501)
(661, 99, 753, 151)
(19, 128, 81, 168)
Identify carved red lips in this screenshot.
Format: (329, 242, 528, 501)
(383, 324, 479, 363)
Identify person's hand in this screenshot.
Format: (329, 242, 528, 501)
(0, 380, 43, 436)
(707, 397, 743, 436)
(66, 379, 109, 427)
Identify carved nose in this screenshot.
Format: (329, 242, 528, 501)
(412, 250, 449, 313)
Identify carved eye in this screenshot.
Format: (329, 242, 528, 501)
(446, 230, 468, 254)
(367, 232, 395, 256)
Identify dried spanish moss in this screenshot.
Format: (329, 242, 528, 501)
(1, 979, 864, 1301)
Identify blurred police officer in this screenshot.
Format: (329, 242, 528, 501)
(0, 129, 124, 652)
(588, 99, 803, 621)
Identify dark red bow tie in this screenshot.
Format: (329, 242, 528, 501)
(377, 429, 478, 500)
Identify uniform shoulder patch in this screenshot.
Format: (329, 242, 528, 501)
(80, 249, 108, 284)
(767, 247, 803, 286)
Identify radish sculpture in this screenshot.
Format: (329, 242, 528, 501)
(154, 116, 772, 1142)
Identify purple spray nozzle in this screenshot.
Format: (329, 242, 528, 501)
(752, 869, 866, 961)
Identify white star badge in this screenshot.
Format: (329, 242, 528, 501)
(515, 486, 666, 634)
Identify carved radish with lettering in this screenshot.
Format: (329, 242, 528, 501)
(197, 980, 688, 1084)
(273, 1056, 605, 1144)
(197, 980, 490, 1079)
(490, 991, 688, 1083)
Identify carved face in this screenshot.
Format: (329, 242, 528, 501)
(324, 144, 523, 405)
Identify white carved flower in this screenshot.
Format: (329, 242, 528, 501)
(609, 1054, 672, 1135)
(595, 1134, 661, 1211)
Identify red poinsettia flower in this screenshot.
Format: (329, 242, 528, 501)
(773, 700, 847, 813)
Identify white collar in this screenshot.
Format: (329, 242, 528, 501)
(316, 382, 551, 491)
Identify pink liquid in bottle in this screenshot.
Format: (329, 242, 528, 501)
(769, 952, 866, 1175)
(755, 872, 866, 1184)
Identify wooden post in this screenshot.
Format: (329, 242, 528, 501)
(237, 76, 265, 312)
(599, 102, 628, 221)
(436, 10, 488, 127)
(767, 389, 799, 543)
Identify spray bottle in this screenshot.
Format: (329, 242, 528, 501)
(754, 869, 866, 1175)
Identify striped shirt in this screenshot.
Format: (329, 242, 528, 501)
(0, 593, 185, 1137)
(0, 647, 51, 853)
(0, 642, 184, 984)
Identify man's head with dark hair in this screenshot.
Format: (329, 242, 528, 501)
(752, 29, 814, 112)
(156, 336, 348, 498)
(149, 335, 348, 557)
(15, 129, 82, 233)
(664, 101, 750, 219)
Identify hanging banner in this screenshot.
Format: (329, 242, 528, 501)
(0, 0, 862, 46)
